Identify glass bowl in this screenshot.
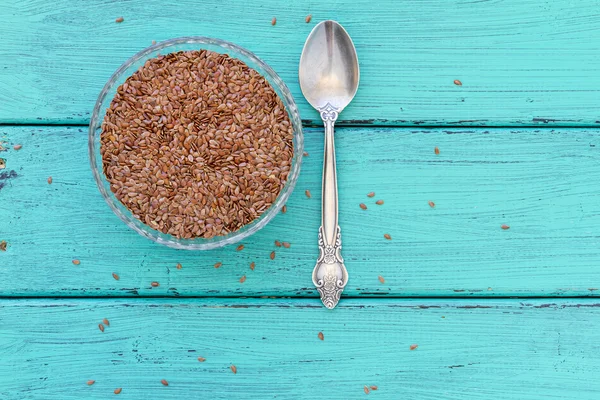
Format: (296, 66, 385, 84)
(89, 37, 303, 250)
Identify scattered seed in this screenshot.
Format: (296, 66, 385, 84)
(501, 224, 510, 230)
(161, 379, 169, 386)
(384, 233, 392, 240)
(237, 244, 245, 251)
(114, 388, 122, 394)
(364, 385, 370, 394)
(367, 192, 375, 198)
(375, 200, 384, 205)
(112, 272, 120, 280)
(87, 380, 95, 386)
(198, 357, 206, 362)
(0, 241, 7, 251)
(230, 365, 237, 374)
(13, 144, 22, 150)
(103, 318, 110, 326)
(410, 344, 418, 350)
(428, 201, 435, 208)
(360, 203, 367, 210)
(176, 263, 182, 270)
(98, 324, 105, 332)
(305, 190, 311, 198)
(281, 205, 287, 214)
(378, 275, 385, 284)
(275, 240, 282, 247)
(453, 79, 462, 86)
(318, 332, 324, 340)
(270, 251, 276, 260)
(271, 17, 276, 25)
(115, 17, 124, 23)
(0, 159, 5, 169)
(101, 49, 294, 240)
(434, 146, 440, 155)
(151, 40, 157, 45)
(305, 15, 312, 23)
(282, 242, 290, 248)
(370, 386, 378, 391)
(47, 176, 52, 184)
(239, 275, 246, 283)
(250, 262, 255, 270)
(72, 259, 80, 265)
(303, 151, 309, 157)
(151, 281, 160, 287)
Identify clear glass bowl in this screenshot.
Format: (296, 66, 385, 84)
(89, 37, 303, 250)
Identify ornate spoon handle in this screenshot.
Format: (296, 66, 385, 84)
(312, 104, 348, 309)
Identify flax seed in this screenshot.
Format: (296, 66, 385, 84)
(47, 176, 52, 184)
(87, 380, 95, 386)
(360, 203, 367, 210)
(237, 244, 245, 251)
(0, 241, 7, 251)
(271, 17, 276, 25)
(115, 17, 124, 23)
(161, 379, 168, 386)
(318, 332, 324, 340)
(282, 241, 290, 248)
(367, 192, 375, 198)
(250, 262, 255, 270)
(112, 272, 120, 280)
(270, 251, 275, 260)
(214, 262, 222, 269)
(376, 200, 384, 205)
(13, 144, 22, 150)
(151, 281, 159, 287)
(275, 240, 282, 247)
(72, 259, 80, 265)
(454, 79, 462, 86)
(282, 205, 287, 214)
(378, 275, 385, 284)
(410, 344, 418, 350)
(364, 386, 370, 394)
(230, 365, 237, 374)
(501, 224, 510, 230)
(239, 275, 246, 283)
(370, 386, 378, 391)
(198, 357, 206, 362)
(114, 388, 122, 394)
(176, 263, 182, 270)
(98, 324, 105, 332)
(305, 190, 311, 198)
(103, 318, 110, 326)
(384, 233, 391, 240)
(434, 146, 440, 155)
(305, 15, 312, 23)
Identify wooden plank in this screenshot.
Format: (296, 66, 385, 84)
(2, 0, 600, 125)
(1, 126, 599, 297)
(1, 298, 600, 399)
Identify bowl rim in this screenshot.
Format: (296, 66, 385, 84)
(89, 36, 303, 250)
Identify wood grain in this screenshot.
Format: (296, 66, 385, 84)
(2, 126, 599, 297)
(1, 298, 600, 399)
(2, 0, 600, 125)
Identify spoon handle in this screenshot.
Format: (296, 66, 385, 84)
(312, 104, 348, 309)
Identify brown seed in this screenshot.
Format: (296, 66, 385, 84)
(151, 281, 159, 287)
(114, 388, 122, 394)
(384, 233, 392, 240)
(87, 380, 95, 386)
(115, 17, 124, 23)
(367, 192, 375, 198)
(151, 40, 157, 45)
(198, 357, 206, 362)
(98, 324, 105, 332)
(270, 251, 276, 260)
(250, 262, 255, 271)
(72, 259, 80, 265)
(303, 151, 309, 157)
(239, 275, 246, 283)
(271, 17, 276, 25)
(378, 275, 385, 284)
(0, 241, 7, 251)
(428, 201, 435, 208)
(214, 262, 222, 269)
(318, 332, 324, 340)
(360, 203, 367, 210)
(275, 240, 282, 247)
(230, 365, 237, 374)
(161, 379, 168, 386)
(454, 79, 462, 86)
(434, 146, 440, 155)
(501, 224, 510, 230)
(13, 144, 22, 150)
(281, 205, 287, 214)
(47, 176, 52, 184)
(282, 242, 290, 248)
(176, 263, 182, 270)
(103, 318, 110, 326)
(410, 344, 418, 350)
(112, 272, 120, 280)
(370, 386, 378, 391)
(237, 244, 245, 251)
(364, 385, 370, 394)
(375, 200, 384, 205)
(305, 14, 312, 23)
(305, 190, 311, 198)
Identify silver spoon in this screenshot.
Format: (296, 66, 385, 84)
(299, 20, 360, 309)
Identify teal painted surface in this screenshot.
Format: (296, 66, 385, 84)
(2, 298, 600, 399)
(2, 126, 599, 297)
(2, 0, 600, 126)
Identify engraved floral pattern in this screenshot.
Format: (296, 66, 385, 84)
(313, 225, 347, 309)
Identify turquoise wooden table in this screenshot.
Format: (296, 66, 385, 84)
(2, 1, 600, 398)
